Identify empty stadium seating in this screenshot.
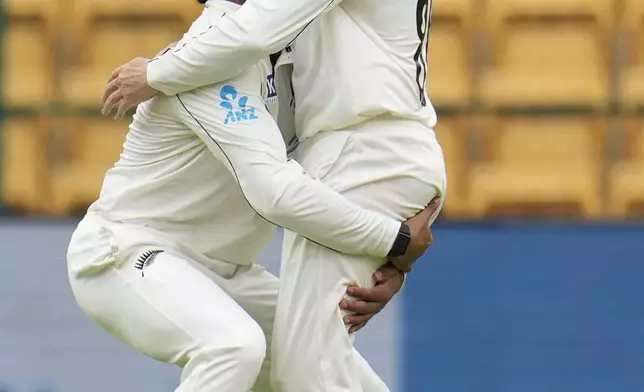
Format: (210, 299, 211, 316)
(608, 119, 644, 217)
(426, 0, 473, 108)
(61, 0, 200, 108)
(434, 116, 470, 217)
(0, 0, 642, 219)
(619, 0, 644, 108)
(1, 117, 49, 213)
(3, 0, 58, 108)
(468, 116, 604, 218)
(48, 117, 128, 214)
(478, 0, 611, 108)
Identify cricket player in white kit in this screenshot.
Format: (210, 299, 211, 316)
(102, 0, 446, 390)
(70, 2, 438, 392)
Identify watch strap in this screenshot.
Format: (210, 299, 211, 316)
(387, 223, 411, 258)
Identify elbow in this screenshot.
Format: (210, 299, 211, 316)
(262, 195, 294, 224)
(237, 32, 273, 58)
(249, 195, 292, 225)
(239, 161, 303, 225)
(246, 37, 269, 54)
(243, 181, 292, 224)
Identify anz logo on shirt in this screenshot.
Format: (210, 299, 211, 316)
(220, 85, 259, 125)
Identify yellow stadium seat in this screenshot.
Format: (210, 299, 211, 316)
(468, 116, 603, 218)
(608, 120, 644, 218)
(3, 0, 58, 108)
(5, 0, 56, 17)
(62, 0, 201, 108)
(426, 0, 473, 107)
(618, 0, 644, 107)
(479, 0, 611, 108)
(486, 0, 612, 27)
(434, 116, 470, 217)
(49, 117, 128, 214)
(73, 0, 200, 20)
(2, 117, 49, 213)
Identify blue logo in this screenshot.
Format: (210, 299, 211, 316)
(219, 85, 259, 125)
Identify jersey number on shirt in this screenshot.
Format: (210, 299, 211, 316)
(414, 0, 433, 107)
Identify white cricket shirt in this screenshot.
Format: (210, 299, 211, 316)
(147, 0, 438, 142)
(88, 1, 400, 271)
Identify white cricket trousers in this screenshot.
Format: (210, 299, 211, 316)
(271, 115, 447, 392)
(67, 213, 391, 392)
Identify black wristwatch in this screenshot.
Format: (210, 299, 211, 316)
(387, 223, 411, 258)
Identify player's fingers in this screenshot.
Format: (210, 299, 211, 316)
(340, 298, 365, 311)
(416, 197, 441, 223)
(347, 285, 391, 302)
(115, 100, 133, 121)
(428, 196, 441, 211)
(344, 313, 369, 325)
(102, 75, 121, 104)
(373, 263, 402, 282)
(346, 286, 374, 301)
(411, 197, 439, 246)
(102, 89, 123, 116)
(341, 298, 383, 315)
(106, 67, 120, 84)
(345, 313, 374, 332)
(110, 66, 121, 80)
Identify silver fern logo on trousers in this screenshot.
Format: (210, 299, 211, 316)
(134, 250, 164, 277)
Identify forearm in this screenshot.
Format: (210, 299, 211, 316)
(148, 0, 341, 95)
(243, 159, 400, 258)
(176, 90, 398, 258)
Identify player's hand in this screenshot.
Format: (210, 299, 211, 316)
(390, 197, 440, 273)
(340, 263, 404, 333)
(102, 57, 157, 121)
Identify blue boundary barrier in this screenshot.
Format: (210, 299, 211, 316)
(402, 223, 644, 392)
